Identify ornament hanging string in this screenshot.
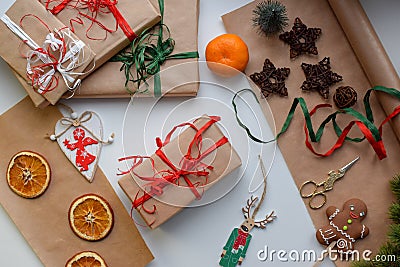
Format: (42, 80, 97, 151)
(252, 155, 269, 219)
(232, 86, 400, 159)
(49, 103, 114, 144)
(117, 116, 228, 220)
(110, 0, 199, 96)
(43, 0, 136, 41)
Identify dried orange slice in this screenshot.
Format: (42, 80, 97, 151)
(66, 251, 107, 267)
(69, 194, 114, 241)
(7, 151, 51, 198)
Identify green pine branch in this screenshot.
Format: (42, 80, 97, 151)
(388, 224, 400, 247)
(351, 174, 400, 267)
(390, 203, 400, 224)
(390, 174, 400, 201)
(252, 0, 288, 36)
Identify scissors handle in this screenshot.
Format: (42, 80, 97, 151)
(300, 180, 321, 198)
(308, 192, 327, 209)
(300, 180, 327, 209)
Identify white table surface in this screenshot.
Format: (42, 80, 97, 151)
(0, 1, 399, 266)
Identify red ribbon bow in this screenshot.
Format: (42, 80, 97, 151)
(45, 0, 136, 41)
(118, 116, 229, 217)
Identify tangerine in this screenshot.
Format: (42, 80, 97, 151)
(205, 34, 249, 77)
(7, 151, 51, 198)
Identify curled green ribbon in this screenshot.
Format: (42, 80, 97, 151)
(111, 0, 199, 96)
(233, 86, 400, 158)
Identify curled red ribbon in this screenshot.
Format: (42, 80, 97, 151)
(302, 103, 400, 159)
(233, 87, 400, 160)
(118, 116, 229, 217)
(45, 0, 136, 41)
(303, 104, 386, 159)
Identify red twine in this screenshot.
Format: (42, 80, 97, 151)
(118, 116, 229, 216)
(44, 0, 136, 41)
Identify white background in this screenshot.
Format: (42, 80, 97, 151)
(0, 0, 399, 266)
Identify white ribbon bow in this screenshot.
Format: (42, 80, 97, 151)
(1, 14, 92, 94)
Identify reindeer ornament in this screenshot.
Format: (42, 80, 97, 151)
(219, 196, 276, 266)
(219, 157, 276, 267)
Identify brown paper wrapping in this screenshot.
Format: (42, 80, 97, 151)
(328, 0, 400, 144)
(0, 0, 95, 107)
(42, 0, 161, 69)
(66, 0, 199, 98)
(10, 0, 161, 107)
(0, 97, 153, 267)
(223, 0, 400, 264)
(14, 0, 198, 99)
(119, 116, 241, 229)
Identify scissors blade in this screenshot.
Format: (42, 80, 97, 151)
(339, 157, 360, 173)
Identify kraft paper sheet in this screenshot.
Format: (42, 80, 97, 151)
(223, 0, 400, 265)
(328, 0, 400, 143)
(119, 116, 242, 229)
(0, 97, 153, 267)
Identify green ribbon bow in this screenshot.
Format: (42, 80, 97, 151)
(111, 0, 199, 96)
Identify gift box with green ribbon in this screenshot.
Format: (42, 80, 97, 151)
(63, 0, 200, 98)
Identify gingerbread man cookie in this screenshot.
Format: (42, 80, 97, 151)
(316, 198, 369, 251)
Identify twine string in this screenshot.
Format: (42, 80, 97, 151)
(51, 105, 113, 144)
(252, 155, 268, 219)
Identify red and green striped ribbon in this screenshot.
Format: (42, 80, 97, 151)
(232, 86, 400, 160)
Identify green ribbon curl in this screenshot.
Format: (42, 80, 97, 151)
(233, 86, 400, 146)
(111, 0, 199, 96)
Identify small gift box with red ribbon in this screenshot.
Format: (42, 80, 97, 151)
(39, 0, 161, 70)
(118, 115, 242, 229)
(0, 0, 96, 108)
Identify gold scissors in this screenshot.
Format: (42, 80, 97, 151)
(300, 157, 359, 209)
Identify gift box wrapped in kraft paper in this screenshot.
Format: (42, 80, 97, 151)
(0, 0, 95, 108)
(118, 115, 241, 229)
(0, 97, 154, 267)
(9, 0, 161, 107)
(223, 0, 400, 265)
(39, 0, 161, 69)
(64, 0, 200, 98)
